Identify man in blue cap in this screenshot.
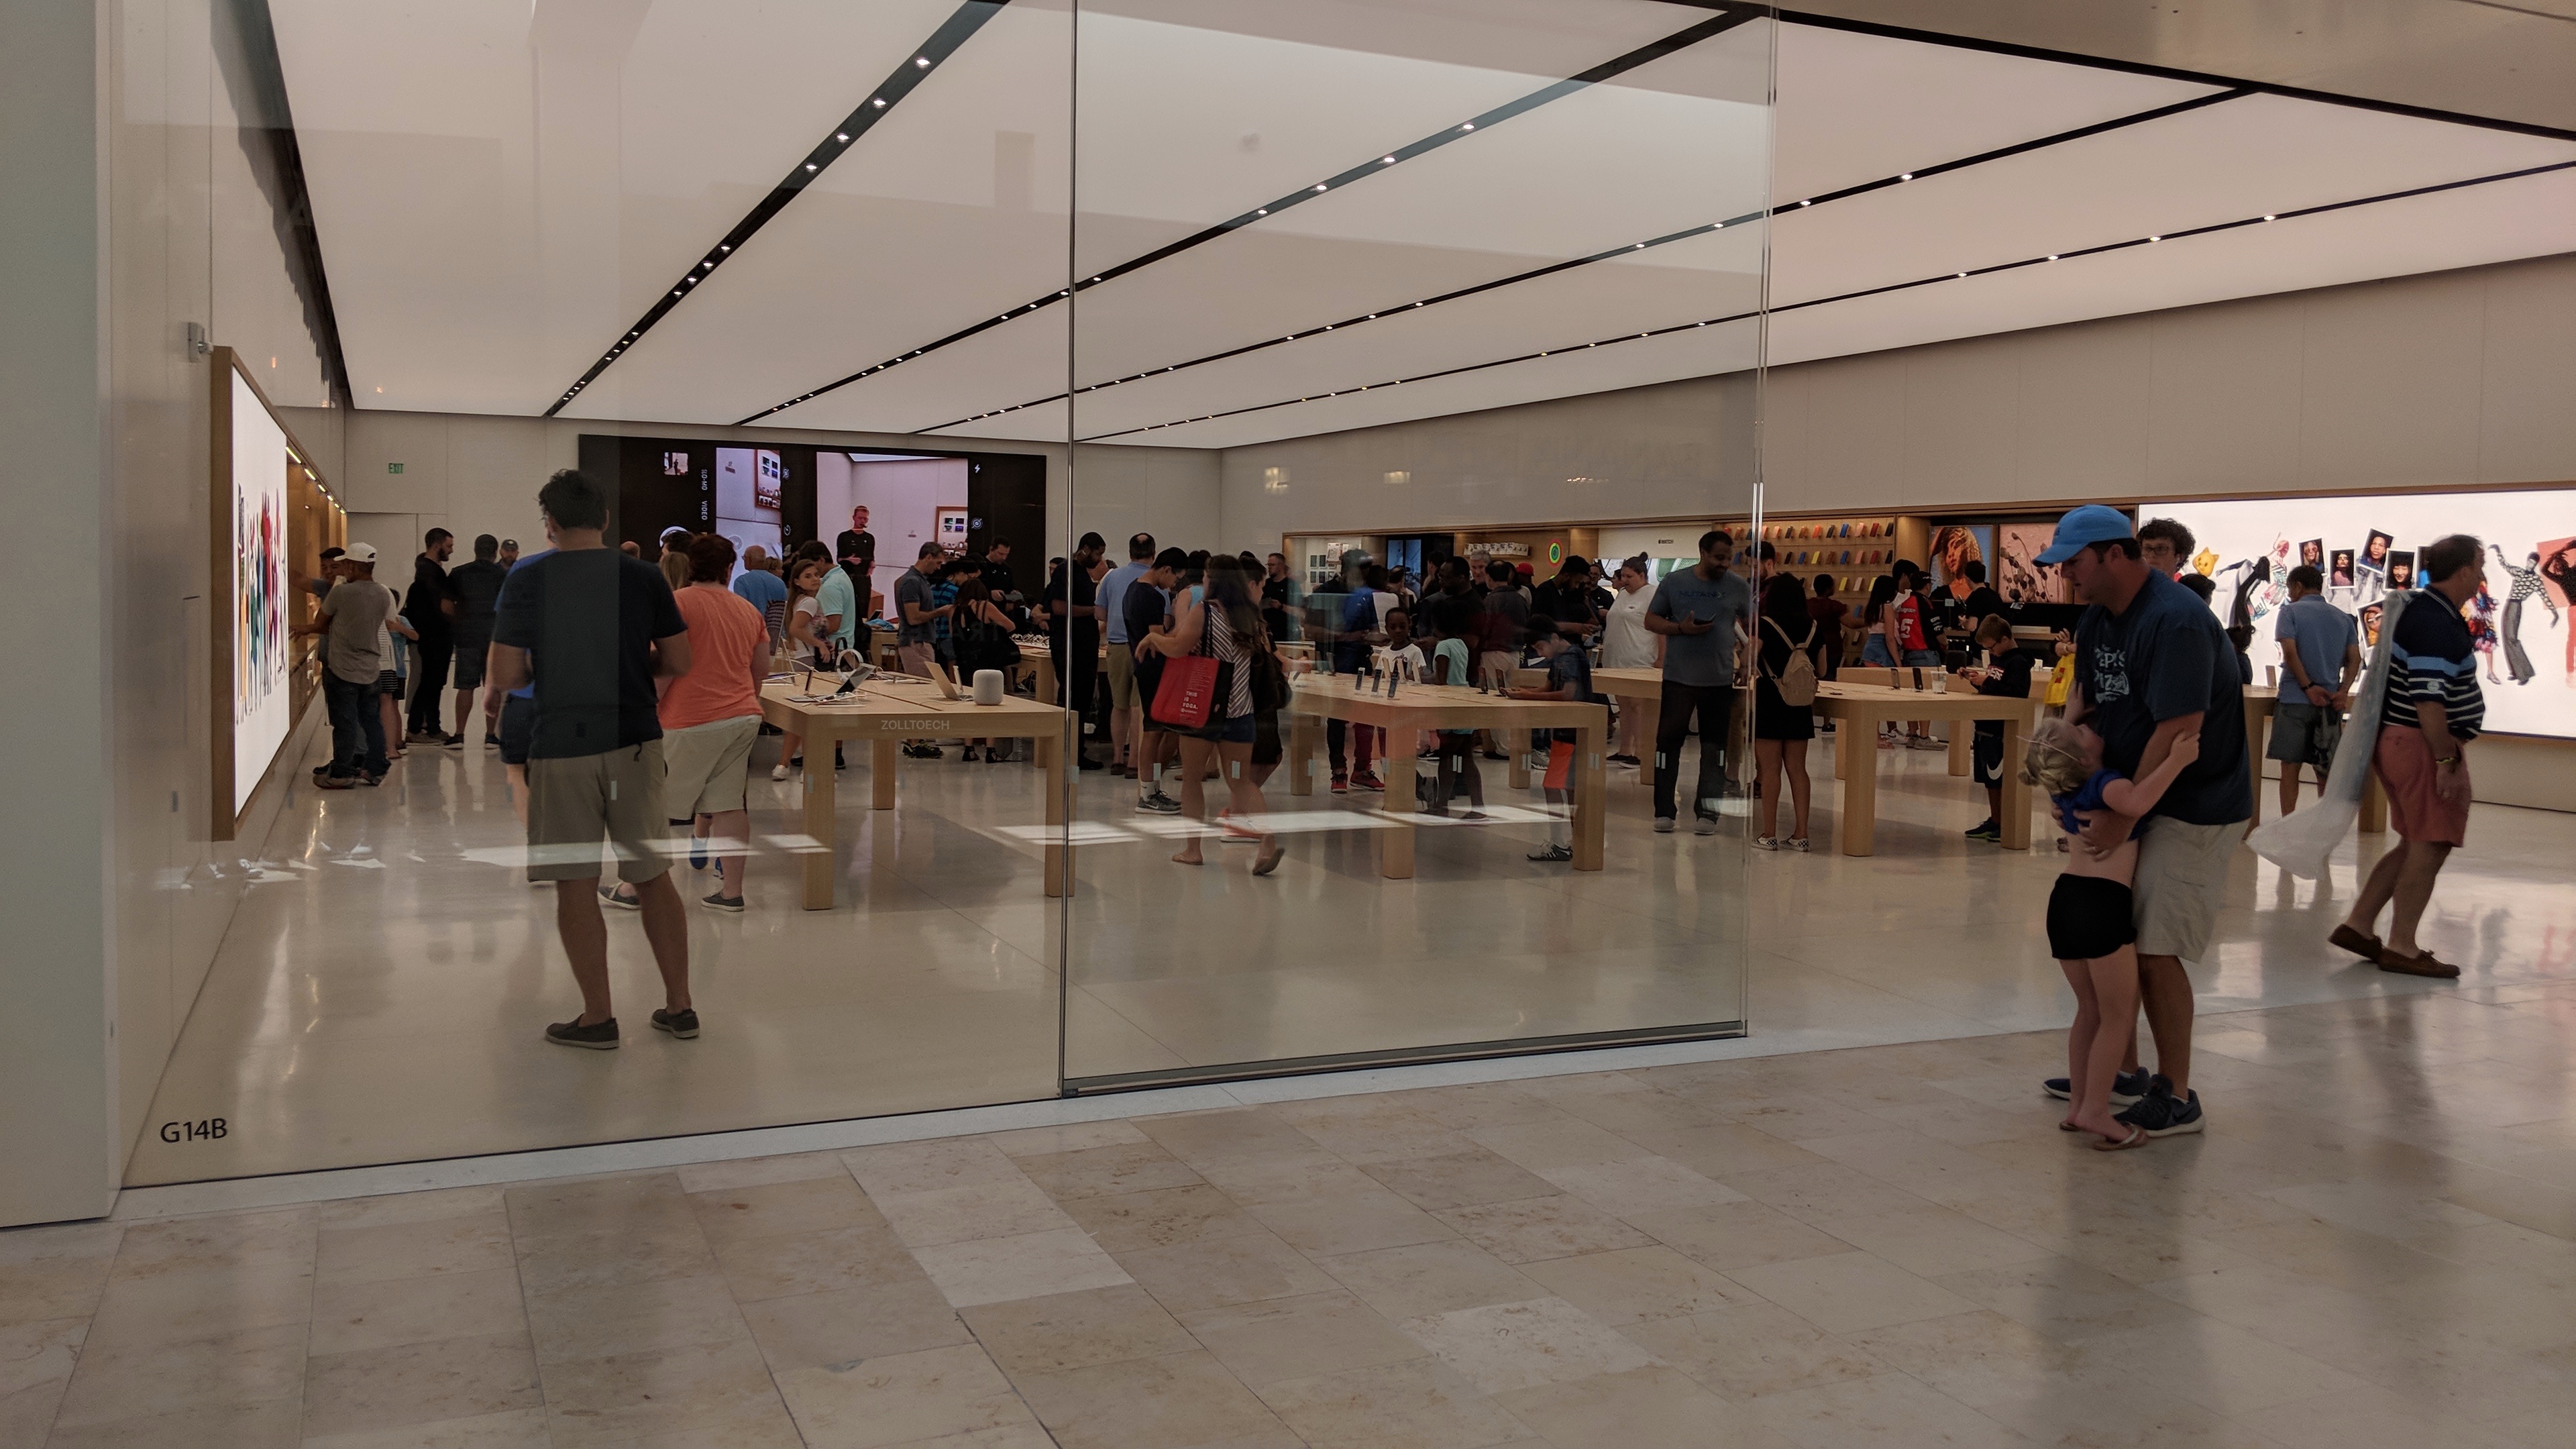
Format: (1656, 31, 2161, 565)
(2038, 504, 2249, 1139)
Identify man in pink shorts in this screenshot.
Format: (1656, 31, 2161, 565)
(2331, 534, 2487, 979)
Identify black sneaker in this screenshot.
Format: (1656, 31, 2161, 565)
(651, 1007, 700, 1038)
(1964, 819, 2001, 842)
(1527, 843, 1573, 863)
(1077, 756, 1108, 771)
(902, 743, 942, 759)
(700, 890, 743, 914)
(598, 883, 641, 910)
(2114, 1076, 2206, 1137)
(439, 733, 466, 749)
(2044, 1067, 2151, 1104)
(545, 1016, 619, 1050)
(1137, 791, 1182, 814)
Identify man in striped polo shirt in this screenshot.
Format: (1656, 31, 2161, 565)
(2331, 534, 2488, 979)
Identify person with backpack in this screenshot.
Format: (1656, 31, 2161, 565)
(949, 573, 1023, 763)
(1751, 572, 1818, 850)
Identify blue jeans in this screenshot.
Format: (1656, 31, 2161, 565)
(1860, 635, 1895, 667)
(1902, 649, 1943, 668)
(324, 672, 388, 779)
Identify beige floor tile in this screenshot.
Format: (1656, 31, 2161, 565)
(1243, 1180, 1460, 1256)
(710, 1224, 920, 1303)
(1177, 1290, 1429, 1389)
(316, 1187, 507, 1232)
(1623, 1300, 1887, 1400)
(775, 1342, 1035, 1449)
(316, 1214, 515, 1287)
(2234, 1381, 2534, 1449)
(1112, 1231, 1338, 1316)
(523, 1271, 748, 1364)
(1012, 1142, 1205, 1201)
(1010, 1347, 1290, 1449)
(311, 1267, 527, 1354)
(841, 1139, 1023, 1198)
(985, 1119, 1151, 1159)
(1463, 1118, 1660, 1172)
(1532, 1157, 1747, 1218)
(1727, 1252, 1981, 1336)
(504, 1176, 696, 1246)
(52, 1319, 307, 1428)
(1399, 1295, 1656, 1395)
(1055, 1183, 1269, 1254)
(1746, 1371, 2027, 1449)
(536, 1336, 790, 1448)
(1801, 1207, 2056, 1279)
(912, 1228, 1133, 1310)
(1431, 1195, 1656, 1265)
(1312, 1240, 1548, 1322)
(110, 1208, 318, 1281)
(1358, 1150, 1563, 1212)
(84, 1258, 315, 1349)
(1130, 1108, 1329, 1168)
(873, 1179, 1079, 1250)
(960, 1284, 1196, 1376)
(2071, 1320, 2369, 1417)
(296, 1403, 552, 1448)
(1623, 1200, 1855, 1274)
(739, 1277, 969, 1373)
(675, 1150, 855, 1195)
(299, 1332, 544, 1440)
(0, 1316, 85, 1402)
(38, 1397, 303, 1449)
(1253, 1356, 1532, 1449)
(1517, 1246, 1760, 1326)
(0, 1249, 117, 1327)
(1934, 1255, 2203, 1343)
(510, 1220, 720, 1297)
(688, 1175, 883, 1245)
(1493, 1363, 1792, 1448)
(1616, 1124, 1835, 1182)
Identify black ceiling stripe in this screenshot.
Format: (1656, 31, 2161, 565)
(910, 86, 2252, 433)
(735, 9, 1763, 425)
(1747, 5, 2576, 146)
(542, 0, 1010, 418)
(1075, 158, 2576, 443)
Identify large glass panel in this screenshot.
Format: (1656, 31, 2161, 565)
(1061, 0, 1772, 1085)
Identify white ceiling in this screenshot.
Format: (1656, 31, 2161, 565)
(272, 0, 2576, 447)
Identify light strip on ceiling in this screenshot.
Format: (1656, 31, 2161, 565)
(735, 9, 1762, 425)
(1076, 158, 2576, 443)
(912, 87, 2253, 433)
(541, 0, 1010, 418)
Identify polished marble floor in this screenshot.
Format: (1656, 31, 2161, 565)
(129, 718, 2576, 1184)
(21, 985, 2576, 1448)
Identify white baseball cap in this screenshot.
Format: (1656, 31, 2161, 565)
(342, 542, 378, 564)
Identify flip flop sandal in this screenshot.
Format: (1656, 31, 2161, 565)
(2093, 1124, 2151, 1152)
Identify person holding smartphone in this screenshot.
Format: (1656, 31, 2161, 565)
(1644, 529, 1754, 835)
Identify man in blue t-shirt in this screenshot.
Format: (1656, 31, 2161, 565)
(731, 545, 789, 651)
(2043, 504, 2250, 1140)
(2332, 536, 2487, 980)
(486, 468, 695, 1053)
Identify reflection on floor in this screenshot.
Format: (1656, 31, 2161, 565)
(28, 988, 2576, 1448)
(129, 720, 2576, 1184)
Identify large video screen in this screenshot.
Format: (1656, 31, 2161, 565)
(2153, 490, 2576, 740)
(229, 369, 295, 812)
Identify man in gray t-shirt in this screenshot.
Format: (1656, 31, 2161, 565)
(894, 540, 951, 675)
(1643, 531, 1756, 827)
(295, 544, 396, 784)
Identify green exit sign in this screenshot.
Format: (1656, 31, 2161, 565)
(388, 462, 404, 474)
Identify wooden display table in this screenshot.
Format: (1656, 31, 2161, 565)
(1283, 675, 1608, 877)
(2243, 692, 2387, 833)
(1833, 665, 1979, 773)
(1819, 680, 2037, 856)
(757, 675, 1070, 910)
(1508, 664, 1744, 809)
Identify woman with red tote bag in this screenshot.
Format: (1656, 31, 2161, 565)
(1148, 557, 1283, 875)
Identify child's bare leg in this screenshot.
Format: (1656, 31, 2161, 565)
(2061, 960, 2100, 1132)
(2075, 946, 2142, 1141)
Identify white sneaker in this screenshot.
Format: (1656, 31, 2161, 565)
(1788, 837, 1812, 852)
(1694, 815, 1718, 837)
(769, 763, 790, 781)
(1752, 835, 1780, 851)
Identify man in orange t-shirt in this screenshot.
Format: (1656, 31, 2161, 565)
(656, 534, 771, 912)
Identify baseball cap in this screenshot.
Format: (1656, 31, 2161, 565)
(2033, 504, 2135, 566)
(342, 542, 378, 564)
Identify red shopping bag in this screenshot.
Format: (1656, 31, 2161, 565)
(1150, 653, 1221, 731)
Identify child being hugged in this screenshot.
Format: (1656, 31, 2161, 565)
(2023, 716, 2200, 1150)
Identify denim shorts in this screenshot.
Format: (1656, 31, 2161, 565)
(1215, 713, 1256, 745)
(1902, 649, 1943, 668)
(1860, 635, 1895, 667)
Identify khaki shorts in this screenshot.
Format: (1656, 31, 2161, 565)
(2132, 815, 2245, 961)
(527, 741, 672, 885)
(1478, 651, 1516, 691)
(1104, 645, 1140, 708)
(661, 715, 758, 818)
(898, 641, 938, 678)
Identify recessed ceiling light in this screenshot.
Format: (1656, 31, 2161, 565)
(1381, 156, 1395, 164)
(873, 97, 885, 107)
(1955, 272, 1966, 278)
(836, 133, 848, 142)
(805, 163, 816, 171)
(915, 56, 929, 66)
(1256, 208, 1267, 215)
(1633, 242, 1644, 249)
(1314, 184, 1327, 193)
(1900, 173, 1912, 180)
(1798, 200, 1809, 207)
(1462, 123, 1474, 131)
(2149, 235, 2161, 242)
(2263, 214, 2276, 221)
(1713, 221, 1723, 229)
(2047, 254, 2059, 261)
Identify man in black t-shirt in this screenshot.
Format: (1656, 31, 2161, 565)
(445, 534, 510, 749)
(2042, 505, 2249, 1140)
(488, 469, 696, 1052)
(404, 528, 459, 740)
(1047, 533, 1108, 769)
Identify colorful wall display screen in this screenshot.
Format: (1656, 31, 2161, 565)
(2151, 491, 2576, 740)
(229, 369, 295, 814)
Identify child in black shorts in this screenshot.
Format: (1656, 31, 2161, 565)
(1960, 614, 2040, 843)
(2023, 716, 2199, 1150)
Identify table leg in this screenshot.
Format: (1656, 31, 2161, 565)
(1998, 712, 2031, 850)
(1833, 707, 1850, 780)
(1042, 730, 1067, 898)
(1289, 712, 1316, 797)
(872, 737, 897, 811)
(1378, 743, 1417, 880)
(2244, 698, 2267, 826)
(1839, 709, 1880, 856)
(1573, 721, 1605, 871)
(800, 742, 837, 910)
(1509, 741, 1532, 792)
(2361, 771, 2387, 834)
(1947, 719, 1971, 777)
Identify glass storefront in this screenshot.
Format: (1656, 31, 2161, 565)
(117, 0, 1772, 1187)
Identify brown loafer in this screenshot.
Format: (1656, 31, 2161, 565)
(2377, 949, 2461, 979)
(2327, 924, 2383, 961)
